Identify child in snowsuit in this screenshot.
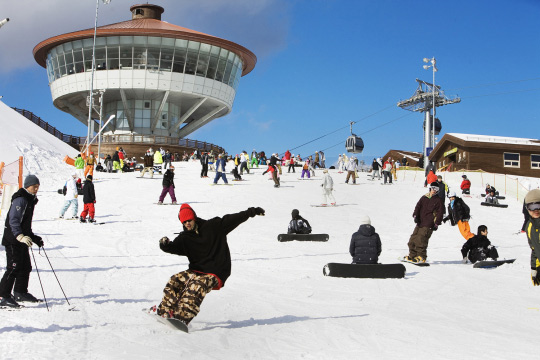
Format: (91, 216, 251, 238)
(349, 215, 381, 264)
(155, 204, 265, 325)
(524, 189, 540, 285)
(301, 161, 310, 179)
(485, 190, 499, 205)
(80, 174, 96, 223)
(321, 169, 336, 206)
(461, 225, 498, 264)
(158, 166, 177, 205)
(287, 209, 312, 234)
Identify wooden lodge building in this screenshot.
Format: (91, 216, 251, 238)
(382, 150, 423, 167)
(428, 133, 540, 177)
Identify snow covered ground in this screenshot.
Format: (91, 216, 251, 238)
(1, 103, 539, 359)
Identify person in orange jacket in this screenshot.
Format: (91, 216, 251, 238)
(84, 152, 96, 178)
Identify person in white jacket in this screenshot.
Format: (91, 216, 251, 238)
(345, 156, 357, 184)
(59, 172, 79, 219)
(321, 169, 336, 206)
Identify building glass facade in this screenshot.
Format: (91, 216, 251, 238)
(45, 36, 244, 91)
(104, 99, 180, 134)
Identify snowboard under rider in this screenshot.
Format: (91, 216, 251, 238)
(349, 215, 381, 264)
(0, 175, 44, 308)
(287, 209, 312, 234)
(460, 225, 499, 264)
(154, 203, 265, 325)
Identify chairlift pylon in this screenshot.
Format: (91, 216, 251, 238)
(345, 121, 364, 154)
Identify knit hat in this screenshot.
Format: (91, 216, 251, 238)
(86, 175, 92, 181)
(429, 182, 440, 193)
(179, 203, 196, 223)
(525, 189, 540, 205)
(291, 209, 300, 219)
(358, 215, 371, 225)
(23, 175, 40, 188)
(462, 175, 467, 179)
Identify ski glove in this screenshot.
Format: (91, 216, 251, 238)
(159, 237, 170, 245)
(16, 234, 33, 247)
(32, 235, 44, 248)
(432, 224, 438, 231)
(532, 269, 540, 286)
(248, 207, 265, 217)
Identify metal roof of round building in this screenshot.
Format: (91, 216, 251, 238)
(33, 4, 256, 76)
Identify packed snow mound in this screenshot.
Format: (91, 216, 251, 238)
(0, 100, 79, 187)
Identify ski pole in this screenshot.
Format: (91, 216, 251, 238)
(30, 248, 49, 312)
(41, 248, 70, 306)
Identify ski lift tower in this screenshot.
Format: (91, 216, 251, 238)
(397, 58, 460, 169)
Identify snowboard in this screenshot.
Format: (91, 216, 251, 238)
(154, 203, 180, 205)
(323, 263, 406, 279)
(481, 194, 505, 199)
(277, 233, 329, 242)
(473, 258, 516, 268)
(144, 308, 189, 333)
(480, 202, 508, 208)
(399, 257, 430, 267)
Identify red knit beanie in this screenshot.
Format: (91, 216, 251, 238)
(178, 203, 195, 223)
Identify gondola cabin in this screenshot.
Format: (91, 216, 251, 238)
(346, 135, 364, 154)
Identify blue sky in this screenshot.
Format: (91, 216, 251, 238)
(0, 0, 539, 165)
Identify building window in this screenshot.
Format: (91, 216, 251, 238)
(532, 154, 540, 169)
(135, 9, 144, 16)
(504, 152, 520, 167)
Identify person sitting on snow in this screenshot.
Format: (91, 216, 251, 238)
(460, 225, 498, 264)
(349, 215, 381, 264)
(460, 175, 471, 195)
(485, 189, 499, 205)
(287, 209, 312, 234)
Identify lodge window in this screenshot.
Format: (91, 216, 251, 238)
(532, 154, 540, 169)
(503, 152, 520, 167)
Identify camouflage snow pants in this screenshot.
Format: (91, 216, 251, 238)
(157, 270, 218, 324)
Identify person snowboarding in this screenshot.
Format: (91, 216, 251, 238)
(140, 150, 154, 178)
(74, 154, 85, 179)
(287, 209, 312, 234)
(321, 169, 336, 206)
(460, 225, 498, 264)
(0, 175, 44, 308)
(213, 154, 228, 184)
(371, 158, 381, 180)
(345, 156, 357, 184)
(349, 215, 381, 264)
(442, 191, 474, 240)
(200, 152, 209, 178)
(158, 166, 177, 205)
(80, 174, 96, 223)
(403, 183, 443, 263)
(484, 189, 499, 205)
(524, 189, 540, 285)
(59, 172, 79, 219)
(154, 204, 265, 325)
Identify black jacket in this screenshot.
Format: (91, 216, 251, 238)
(112, 151, 120, 162)
(526, 217, 540, 269)
(287, 217, 312, 234)
(82, 179, 96, 204)
(160, 209, 254, 288)
(444, 197, 470, 225)
(372, 160, 379, 170)
(349, 224, 381, 264)
(200, 153, 209, 165)
(2, 188, 38, 246)
(162, 169, 175, 188)
(461, 234, 498, 263)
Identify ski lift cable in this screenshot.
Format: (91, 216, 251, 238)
(285, 103, 396, 154)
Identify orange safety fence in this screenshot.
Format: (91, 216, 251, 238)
(0, 156, 23, 189)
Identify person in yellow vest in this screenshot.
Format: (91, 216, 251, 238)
(84, 152, 96, 178)
(153, 149, 164, 174)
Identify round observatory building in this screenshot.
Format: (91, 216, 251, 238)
(33, 4, 256, 155)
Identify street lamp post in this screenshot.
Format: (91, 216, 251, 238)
(423, 57, 437, 168)
(86, 0, 111, 156)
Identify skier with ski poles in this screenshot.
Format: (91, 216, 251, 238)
(151, 203, 265, 327)
(0, 175, 44, 308)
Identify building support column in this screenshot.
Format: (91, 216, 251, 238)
(150, 90, 169, 132)
(169, 97, 207, 133)
(120, 89, 134, 132)
(177, 105, 226, 138)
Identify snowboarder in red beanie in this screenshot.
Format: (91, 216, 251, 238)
(150, 203, 265, 330)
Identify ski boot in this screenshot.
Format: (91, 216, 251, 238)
(80, 217, 87, 223)
(0, 295, 21, 308)
(13, 291, 40, 303)
(88, 218, 96, 224)
(413, 256, 426, 263)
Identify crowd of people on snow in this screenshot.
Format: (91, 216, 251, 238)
(1, 146, 540, 335)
